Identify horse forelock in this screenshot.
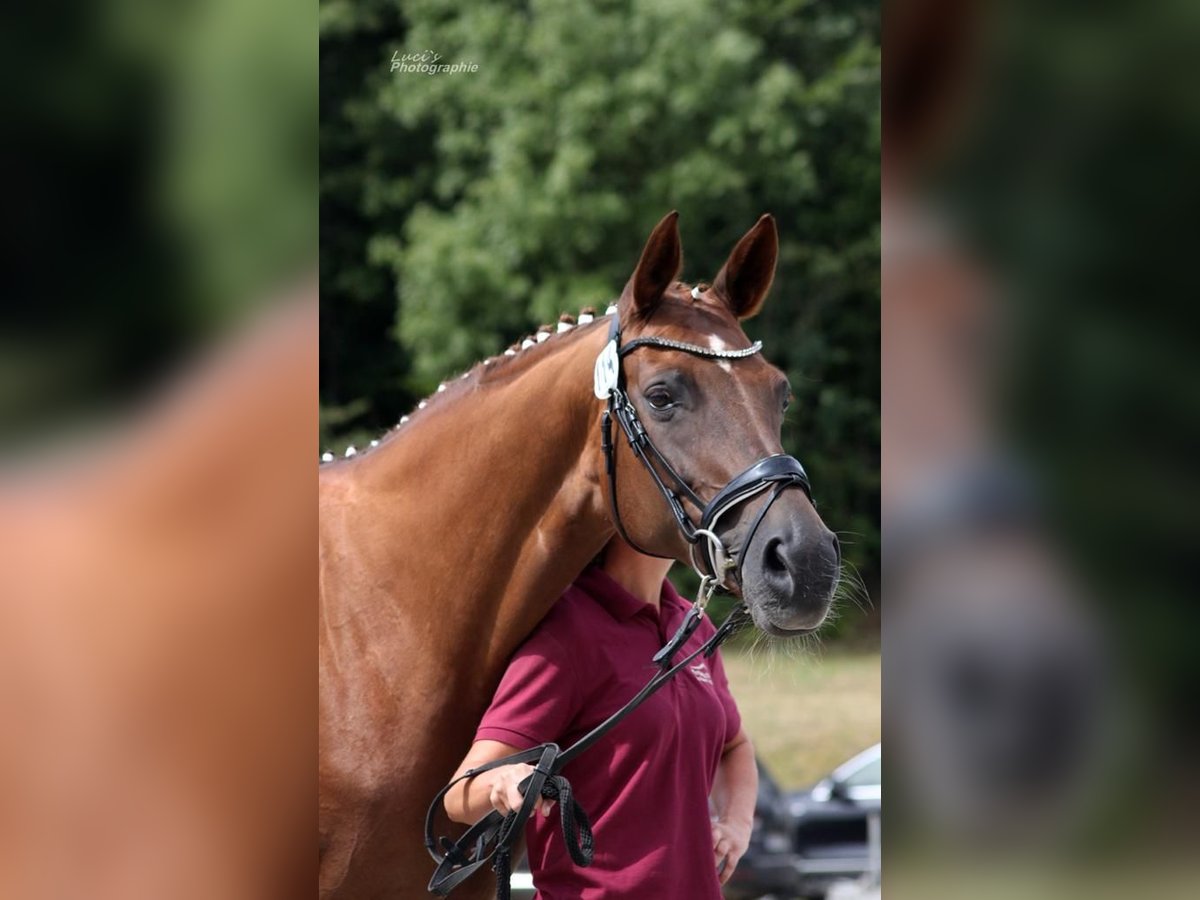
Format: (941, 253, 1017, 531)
(634, 282, 756, 350)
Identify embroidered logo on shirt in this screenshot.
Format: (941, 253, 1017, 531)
(688, 661, 713, 685)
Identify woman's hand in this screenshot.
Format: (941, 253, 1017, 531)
(711, 817, 752, 884)
(488, 763, 556, 818)
(445, 742, 556, 824)
(709, 728, 758, 884)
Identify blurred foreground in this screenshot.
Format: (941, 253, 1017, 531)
(884, 0, 1200, 897)
(0, 0, 315, 897)
(0, 298, 317, 899)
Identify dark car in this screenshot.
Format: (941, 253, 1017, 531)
(787, 743, 881, 899)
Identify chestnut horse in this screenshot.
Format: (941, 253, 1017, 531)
(318, 213, 841, 899)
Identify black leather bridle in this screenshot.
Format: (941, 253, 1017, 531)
(597, 312, 813, 591)
(424, 311, 816, 899)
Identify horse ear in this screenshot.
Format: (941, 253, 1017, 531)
(712, 214, 778, 320)
(621, 211, 683, 319)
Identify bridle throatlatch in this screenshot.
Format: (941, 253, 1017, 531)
(424, 311, 816, 898)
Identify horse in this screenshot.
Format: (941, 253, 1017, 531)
(318, 212, 841, 899)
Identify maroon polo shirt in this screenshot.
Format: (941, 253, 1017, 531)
(475, 565, 742, 900)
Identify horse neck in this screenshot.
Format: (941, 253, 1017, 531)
(352, 325, 613, 675)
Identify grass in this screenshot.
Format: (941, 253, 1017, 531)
(721, 645, 880, 790)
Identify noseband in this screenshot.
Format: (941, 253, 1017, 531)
(596, 312, 813, 592)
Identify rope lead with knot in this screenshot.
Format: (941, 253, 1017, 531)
(493, 774, 593, 900)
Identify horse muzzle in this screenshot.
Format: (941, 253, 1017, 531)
(738, 503, 841, 634)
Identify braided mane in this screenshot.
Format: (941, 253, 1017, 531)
(320, 303, 614, 463)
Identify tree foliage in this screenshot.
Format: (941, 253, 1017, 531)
(320, 0, 880, 619)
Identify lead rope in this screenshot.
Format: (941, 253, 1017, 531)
(493, 848, 511, 900)
(493, 774, 593, 900)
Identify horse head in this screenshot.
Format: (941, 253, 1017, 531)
(597, 211, 841, 634)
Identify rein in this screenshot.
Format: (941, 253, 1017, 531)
(424, 311, 815, 897)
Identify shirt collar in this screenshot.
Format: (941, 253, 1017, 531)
(659, 576, 689, 612)
(575, 565, 689, 622)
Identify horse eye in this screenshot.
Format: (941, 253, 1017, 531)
(782, 393, 792, 412)
(646, 388, 674, 410)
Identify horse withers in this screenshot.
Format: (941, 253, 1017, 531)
(318, 212, 840, 899)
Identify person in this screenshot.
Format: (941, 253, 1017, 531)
(444, 537, 758, 899)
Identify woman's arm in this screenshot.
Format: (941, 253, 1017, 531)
(444, 740, 557, 824)
(710, 727, 758, 885)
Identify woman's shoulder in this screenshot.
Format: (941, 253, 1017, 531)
(514, 581, 606, 657)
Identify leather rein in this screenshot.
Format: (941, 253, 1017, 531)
(424, 312, 814, 898)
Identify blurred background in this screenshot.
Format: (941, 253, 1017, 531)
(885, 0, 1200, 898)
(0, 1, 315, 898)
(1, 0, 314, 449)
(321, 1, 880, 896)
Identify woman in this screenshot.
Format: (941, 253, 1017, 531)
(445, 537, 758, 899)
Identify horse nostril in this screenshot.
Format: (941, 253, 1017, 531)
(763, 537, 790, 576)
(830, 532, 842, 565)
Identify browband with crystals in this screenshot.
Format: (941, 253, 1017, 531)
(618, 335, 763, 360)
